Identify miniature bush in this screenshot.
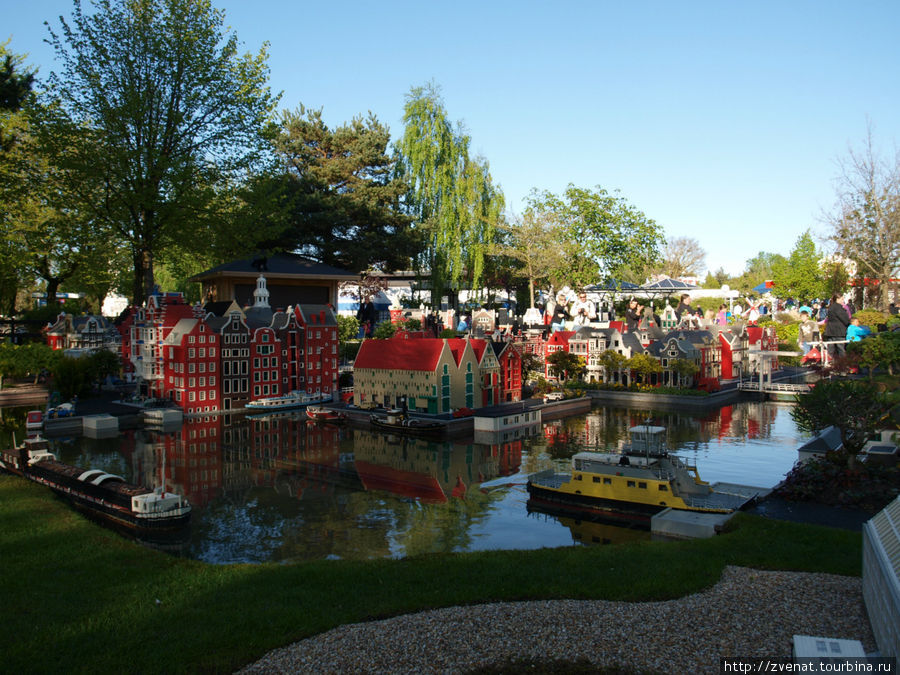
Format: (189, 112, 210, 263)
(372, 321, 397, 339)
(853, 309, 889, 329)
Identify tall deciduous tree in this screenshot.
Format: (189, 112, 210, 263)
(495, 210, 570, 308)
(733, 251, 786, 293)
(771, 230, 824, 301)
(0, 44, 35, 314)
(39, 0, 278, 306)
(657, 236, 706, 279)
(827, 129, 900, 311)
(525, 184, 664, 289)
(263, 105, 418, 273)
(397, 82, 504, 305)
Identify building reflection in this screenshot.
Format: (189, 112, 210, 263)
(127, 412, 525, 508)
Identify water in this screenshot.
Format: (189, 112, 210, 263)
(2, 400, 807, 563)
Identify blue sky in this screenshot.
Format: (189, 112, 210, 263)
(6, 0, 900, 276)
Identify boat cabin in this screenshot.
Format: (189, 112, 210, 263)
(626, 425, 667, 456)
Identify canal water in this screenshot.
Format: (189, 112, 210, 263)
(2, 400, 806, 563)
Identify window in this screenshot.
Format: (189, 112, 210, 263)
(638, 482, 647, 489)
(627, 480, 636, 488)
(603, 477, 611, 484)
(658, 484, 668, 491)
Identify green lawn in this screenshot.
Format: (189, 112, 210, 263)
(1, 475, 863, 674)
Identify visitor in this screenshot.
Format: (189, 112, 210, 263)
(624, 298, 643, 332)
(550, 292, 570, 333)
(356, 296, 377, 337)
(823, 294, 851, 359)
(570, 291, 596, 326)
(797, 311, 818, 356)
(846, 317, 871, 342)
(674, 294, 692, 322)
(716, 304, 728, 326)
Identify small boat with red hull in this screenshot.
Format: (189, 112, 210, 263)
(1, 436, 191, 533)
(306, 406, 347, 423)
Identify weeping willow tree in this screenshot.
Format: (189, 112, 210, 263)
(397, 82, 504, 306)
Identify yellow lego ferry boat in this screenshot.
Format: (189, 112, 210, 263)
(526, 424, 759, 525)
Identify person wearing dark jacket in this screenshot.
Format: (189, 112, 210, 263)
(823, 294, 850, 359)
(356, 296, 377, 337)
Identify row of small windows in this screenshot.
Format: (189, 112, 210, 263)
(574, 474, 668, 491)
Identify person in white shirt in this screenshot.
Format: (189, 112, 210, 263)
(570, 291, 596, 326)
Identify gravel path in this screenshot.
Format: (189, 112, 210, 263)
(237, 566, 875, 674)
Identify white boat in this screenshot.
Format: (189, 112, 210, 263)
(245, 391, 324, 412)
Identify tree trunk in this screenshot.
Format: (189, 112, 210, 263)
(45, 276, 60, 306)
(143, 248, 155, 301)
(132, 249, 144, 306)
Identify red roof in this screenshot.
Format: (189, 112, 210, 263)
(445, 338, 470, 366)
(468, 338, 489, 362)
(546, 331, 575, 346)
(354, 338, 446, 371)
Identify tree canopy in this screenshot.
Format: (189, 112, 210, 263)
(38, 0, 279, 306)
(770, 231, 825, 301)
(657, 236, 706, 279)
(525, 184, 664, 289)
(397, 82, 504, 304)
(261, 105, 419, 273)
(827, 129, 900, 311)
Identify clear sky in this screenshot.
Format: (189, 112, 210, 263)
(6, 0, 900, 277)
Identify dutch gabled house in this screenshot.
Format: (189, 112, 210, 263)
(161, 318, 221, 414)
(490, 341, 523, 403)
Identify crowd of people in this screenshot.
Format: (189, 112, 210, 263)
(360, 288, 881, 362)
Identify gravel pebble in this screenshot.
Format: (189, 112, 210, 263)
(237, 566, 875, 674)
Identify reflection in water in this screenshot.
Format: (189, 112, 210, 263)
(25, 400, 806, 563)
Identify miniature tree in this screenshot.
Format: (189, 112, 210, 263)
(545, 350, 585, 383)
(598, 349, 627, 385)
(669, 358, 699, 388)
(626, 353, 662, 386)
(790, 379, 890, 454)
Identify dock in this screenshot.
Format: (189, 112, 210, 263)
(652, 483, 771, 539)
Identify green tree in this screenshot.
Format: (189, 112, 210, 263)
(598, 349, 627, 384)
(790, 379, 890, 454)
(525, 184, 664, 289)
(669, 357, 699, 387)
(849, 331, 900, 379)
(733, 251, 786, 293)
(771, 231, 824, 301)
(0, 45, 37, 315)
(626, 352, 662, 385)
(372, 321, 397, 339)
(264, 105, 418, 273)
(337, 315, 361, 344)
(545, 350, 584, 383)
(495, 210, 569, 308)
(397, 82, 504, 305)
(39, 0, 279, 306)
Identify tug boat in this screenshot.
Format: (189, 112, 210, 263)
(526, 424, 759, 524)
(306, 406, 347, 423)
(1, 436, 191, 533)
(369, 409, 445, 437)
(245, 391, 324, 413)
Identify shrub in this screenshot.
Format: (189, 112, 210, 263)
(854, 309, 888, 329)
